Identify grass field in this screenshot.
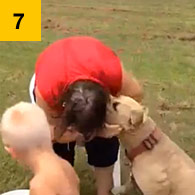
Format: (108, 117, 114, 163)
(0, 0, 195, 194)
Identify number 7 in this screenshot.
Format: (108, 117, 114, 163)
(13, 13, 24, 29)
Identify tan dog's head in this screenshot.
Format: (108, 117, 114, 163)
(106, 95, 148, 132)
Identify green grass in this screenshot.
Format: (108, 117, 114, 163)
(0, 0, 195, 194)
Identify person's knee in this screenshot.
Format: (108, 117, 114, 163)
(94, 166, 114, 195)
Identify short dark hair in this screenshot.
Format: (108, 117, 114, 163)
(62, 80, 109, 140)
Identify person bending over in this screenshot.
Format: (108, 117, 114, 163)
(33, 36, 143, 195)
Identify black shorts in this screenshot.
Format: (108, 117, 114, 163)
(53, 137, 119, 167)
(31, 83, 119, 167)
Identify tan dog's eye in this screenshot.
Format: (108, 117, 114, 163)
(113, 102, 119, 111)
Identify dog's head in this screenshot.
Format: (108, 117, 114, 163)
(106, 95, 148, 132)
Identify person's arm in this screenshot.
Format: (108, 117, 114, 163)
(34, 87, 77, 143)
(119, 68, 143, 103)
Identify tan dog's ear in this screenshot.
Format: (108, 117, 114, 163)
(130, 110, 144, 126)
(130, 106, 148, 126)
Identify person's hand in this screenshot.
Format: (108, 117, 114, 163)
(76, 134, 85, 146)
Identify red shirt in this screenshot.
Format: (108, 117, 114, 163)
(35, 36, 122, 110)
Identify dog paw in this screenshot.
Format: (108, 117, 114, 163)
(111, 185, 126, 195)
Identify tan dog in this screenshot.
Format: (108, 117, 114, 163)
(105, 95, 195, 195)
(0, 102, 80, 195)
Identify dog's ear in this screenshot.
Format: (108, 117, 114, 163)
(130, 106, 148, 126)
(129, 109, 144, 126)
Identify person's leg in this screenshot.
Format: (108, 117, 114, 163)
(53, 142, 76, 166)
(85, 137, 119, 195)
(94, 165, 114, 195)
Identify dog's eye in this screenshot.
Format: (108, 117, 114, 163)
(113, 102, 119, 111)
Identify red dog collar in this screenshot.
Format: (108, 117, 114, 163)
(126, 127, 162, 161)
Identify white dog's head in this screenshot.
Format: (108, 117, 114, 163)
(106, 95, 148, 132)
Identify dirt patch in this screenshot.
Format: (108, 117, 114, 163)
(42, 18, 82, 34)
(42, 18, 62, 30)
(178, 35, 195, 41)
(141, 33, 174, 41)
(142, 33, 195, 41)
(158, 101, 195, 111)
(0, 70, 26, 85)
(42, 18, 71, 33)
